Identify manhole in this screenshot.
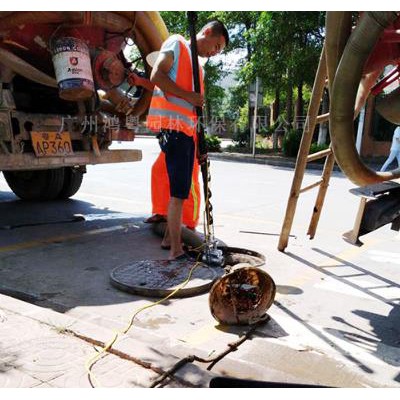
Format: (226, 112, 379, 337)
(221, 247, 265, 268)
(110, 247, 267, 299)
(110, 259, 224, 298)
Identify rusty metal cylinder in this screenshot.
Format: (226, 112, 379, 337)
(209, 266, 276, 326)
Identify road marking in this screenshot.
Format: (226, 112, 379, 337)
(181, 323, 230, 346)
(0, 224, 138, 253)
(313, 280, 372, 300)
(181, 238, 383, 347)
(368, 249, 400, 264)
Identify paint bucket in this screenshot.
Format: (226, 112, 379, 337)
(51, 37, 94, 101)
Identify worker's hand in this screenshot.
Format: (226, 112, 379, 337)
(127, 73, 140, 87)
(115, 97, 132, 115)
(184, 92, 204, 107)
(127, 73, 154, 91)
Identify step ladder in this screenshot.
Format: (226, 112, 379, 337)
(278, 13, 358, 252)
(278, 45, 337, 251)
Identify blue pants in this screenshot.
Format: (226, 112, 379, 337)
(158, 130, 195, 199)
(380, 150, 400, 172)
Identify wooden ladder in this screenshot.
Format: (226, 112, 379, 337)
(278, 45, 336, 252)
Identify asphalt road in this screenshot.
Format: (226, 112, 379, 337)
(1, 137, 400, 387)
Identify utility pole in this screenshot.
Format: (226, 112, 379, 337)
(252, 76, 260, 157)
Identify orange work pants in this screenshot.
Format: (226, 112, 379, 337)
(151, 151, 200, 229)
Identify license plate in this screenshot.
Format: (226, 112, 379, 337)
(31, 131, 73, 157)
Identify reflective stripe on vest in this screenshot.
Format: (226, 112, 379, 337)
(148, 108, 196, 127)
(152, 89, 194, 112)
(147, 35, 204, 137)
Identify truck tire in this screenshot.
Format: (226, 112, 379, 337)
(57, 167, 84, 199)
(3, 169, 65, 201)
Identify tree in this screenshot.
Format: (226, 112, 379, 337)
(158, 12, 325, 147)
(247, 12, 324, 127)
(213, 12, 262, 146)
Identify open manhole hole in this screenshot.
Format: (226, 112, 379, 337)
(221, 246, 265, 269)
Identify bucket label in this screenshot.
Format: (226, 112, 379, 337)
(52, 40, 89, 55)
(53, 50, 93, 83)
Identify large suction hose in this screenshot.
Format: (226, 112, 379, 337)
(376, 86, 400, 124)
(329, 11, 399, 185)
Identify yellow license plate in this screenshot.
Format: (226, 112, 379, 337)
(31, 131, 73, 157)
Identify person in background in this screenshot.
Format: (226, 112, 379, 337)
(380, 125, 400, 172)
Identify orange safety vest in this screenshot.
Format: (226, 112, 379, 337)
(151, 151, 200, 229)
(146, 34, 204, 137)
(148, 34, 204, 229)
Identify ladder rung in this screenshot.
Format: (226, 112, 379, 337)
(316, 113, 329, 124)
(299, 179, 323, 194)
(307, 148, 332, 162)
(367, 285, 393, 290)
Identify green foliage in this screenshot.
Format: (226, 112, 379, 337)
(231, 130, 250, 148)
(223, 81, 248, 120)
(159, 11, 214, 36)
(310, 142, 329, 154)
(203, 60, 227, 118)
(205, 134, 222, 152)
(158, 11, 325, 143)
(282, 129, 302, 157)
(248, 12, 324, 87)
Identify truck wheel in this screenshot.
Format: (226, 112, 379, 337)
(3, 169, 65, 200)
(57, 167, 84, 199)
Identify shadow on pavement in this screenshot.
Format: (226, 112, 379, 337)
(0, 193, 190, 314)
(284, 248, 400, 381)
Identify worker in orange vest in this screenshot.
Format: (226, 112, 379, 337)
(147, 20, 229, 260)
(127, 73, 201, 232)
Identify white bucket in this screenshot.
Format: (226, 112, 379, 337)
(51, 37, 94, 101)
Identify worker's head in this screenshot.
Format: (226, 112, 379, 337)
(196, 20, 229, 58)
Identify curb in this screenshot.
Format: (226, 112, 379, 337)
(208, 152, 335, 171)
(209, 152, 382, 173)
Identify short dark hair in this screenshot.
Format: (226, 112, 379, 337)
(201, 20, 229, 48)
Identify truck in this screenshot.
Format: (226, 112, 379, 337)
(0, 11, 168, 200)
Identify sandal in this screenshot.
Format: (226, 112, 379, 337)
(144, 214, 167, 223)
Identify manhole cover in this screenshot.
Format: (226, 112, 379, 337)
(110, 259, 224, 298)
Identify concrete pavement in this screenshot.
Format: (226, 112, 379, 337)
(0, 219, 396, 389)
(1, 142, 400, 389)
(0, 249, 382, 389)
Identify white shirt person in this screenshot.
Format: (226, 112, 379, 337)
(380, 126, 400, 172)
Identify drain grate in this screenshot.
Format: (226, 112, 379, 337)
(110, 259, 224, 298)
